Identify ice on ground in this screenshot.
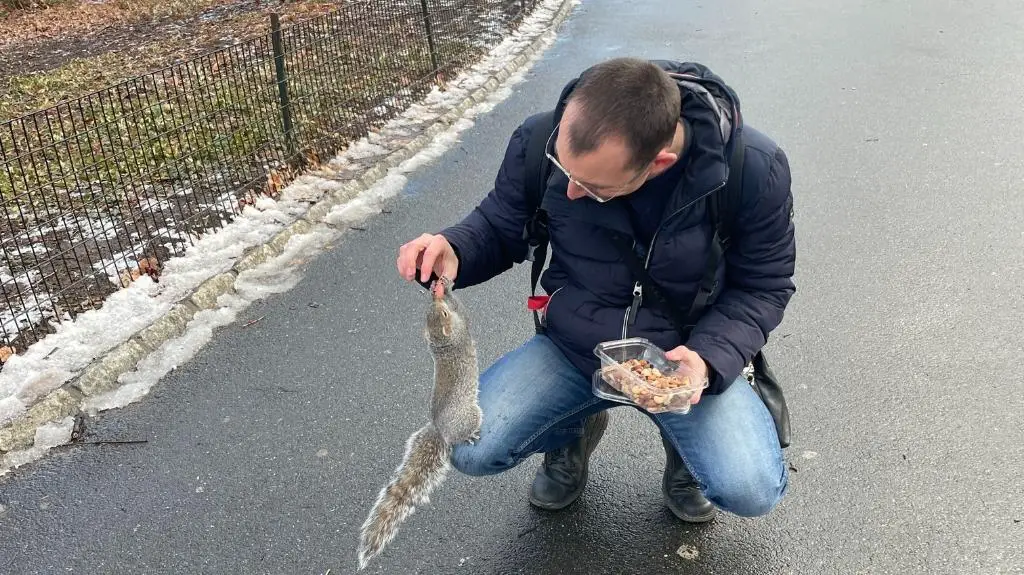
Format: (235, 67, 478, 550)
(82, 225, 341, 415)
(324, 174, 410, 228)
(34, 416, 75, 449)
(0, 0, 567, 459)
(0, 416, 75, 476)
(0, 195, 307, 424)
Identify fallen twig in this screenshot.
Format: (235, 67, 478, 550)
(243, 315, 265, 328)
(80, 440, 149, 446)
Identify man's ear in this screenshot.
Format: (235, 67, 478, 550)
(649, 150, 679, 175)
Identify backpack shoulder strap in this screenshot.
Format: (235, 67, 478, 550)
(521, 110, 557, 333)
(708, 130, 745, 248)
(523, 110, 556, 214)
(682, 131, 745, 326)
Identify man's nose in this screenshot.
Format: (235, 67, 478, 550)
(566, 181, 587, 200)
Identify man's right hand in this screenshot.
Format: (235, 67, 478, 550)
(397, 233, 459, 291)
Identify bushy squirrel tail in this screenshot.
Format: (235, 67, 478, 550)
(357, 423, 452, 570)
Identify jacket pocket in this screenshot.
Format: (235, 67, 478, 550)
(541, 286, 565, 327)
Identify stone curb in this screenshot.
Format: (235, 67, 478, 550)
(0, 0, 576, 464)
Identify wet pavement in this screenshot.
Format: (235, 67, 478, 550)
(2, 0, 1024, 573)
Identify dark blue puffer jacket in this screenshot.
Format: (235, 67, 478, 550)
(439, 60, 796, 395)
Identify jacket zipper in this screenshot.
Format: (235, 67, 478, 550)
(621, 237, 637, 338)
(619, 180, 726, 339)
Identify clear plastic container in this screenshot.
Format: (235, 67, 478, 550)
(591, 338, 708, 414)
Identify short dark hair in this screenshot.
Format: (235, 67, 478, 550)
(564, 58, 681, 170)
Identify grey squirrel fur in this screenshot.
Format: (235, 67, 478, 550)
(356, 279, 483, 570)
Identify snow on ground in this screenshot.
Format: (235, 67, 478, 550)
(0, 0, 571, 474)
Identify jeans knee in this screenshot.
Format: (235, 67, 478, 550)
(450, 442, 512, 477)
(706, 466, 788, 517)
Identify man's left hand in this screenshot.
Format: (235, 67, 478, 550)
(665, 345, 708, 405)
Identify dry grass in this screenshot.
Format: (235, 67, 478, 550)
(1, 0, 221, 45)
(0, 0, 344, 117)
(0, 0, 530, 354)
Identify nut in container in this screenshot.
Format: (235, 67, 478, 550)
(592, 338, 708, 414)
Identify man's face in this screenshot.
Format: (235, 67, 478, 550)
(547, 111, 651, 202)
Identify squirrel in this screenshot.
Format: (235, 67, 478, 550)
(356, 277, 483, 570)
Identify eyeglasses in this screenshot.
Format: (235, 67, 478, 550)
(544, 125, 650, 203)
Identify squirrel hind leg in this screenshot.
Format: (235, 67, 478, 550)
(437, 417, 480, 446)
(461, 404, 484, 445)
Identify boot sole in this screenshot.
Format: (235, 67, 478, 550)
(527, 412, 609, 511)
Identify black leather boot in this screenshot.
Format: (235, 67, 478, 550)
(528, 411, 609, 510)
(661, 434, 717, 522)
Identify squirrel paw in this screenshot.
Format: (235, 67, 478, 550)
(466, 430, 481, 445)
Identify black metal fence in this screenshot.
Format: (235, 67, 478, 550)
(0, 0, 538, 354)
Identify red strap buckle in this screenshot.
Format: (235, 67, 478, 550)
(527, 295, 550, 311)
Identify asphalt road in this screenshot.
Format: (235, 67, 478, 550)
(3, 0, 1024, 573)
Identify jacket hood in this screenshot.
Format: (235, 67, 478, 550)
(551, 59, 743, 204)
(649, 60, 742, 146)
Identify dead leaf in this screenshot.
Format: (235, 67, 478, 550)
(303, 148, 321, 167)
(435, 70, 448, 89)
(0, 346, 15, 362)
(266, 169, 286, 197)
(137, 256, 161, 281)
(118, 267, 141, 288)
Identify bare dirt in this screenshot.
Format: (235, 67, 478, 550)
(0, 0, 341, 118)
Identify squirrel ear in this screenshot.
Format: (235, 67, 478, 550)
(442, 325, 451, 337)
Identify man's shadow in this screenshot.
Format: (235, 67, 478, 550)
(475, 425, 791, 575)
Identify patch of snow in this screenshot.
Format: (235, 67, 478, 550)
(81, 303, 242, 414)
(324, 174, 409, 228)
(15, 368, 70, 403)
(0, 416, 75, 476)
(1, 0, 566, 462)
(0, 292, 56, 346)
(0, 194, 310, 405)
(0, 396, 23, 425)
(82, 225, 339, 414)
(12, 244, 48, 257)
(35, 415, 75, 449)
(332, 141, 390, 167)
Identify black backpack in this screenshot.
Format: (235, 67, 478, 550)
(519, 110, 792, 448)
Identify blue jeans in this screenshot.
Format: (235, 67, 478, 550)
(451, 334, 788, 517)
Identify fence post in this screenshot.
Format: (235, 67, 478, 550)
(418, 0, 440, 71)
(270, 13, 295, 158)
